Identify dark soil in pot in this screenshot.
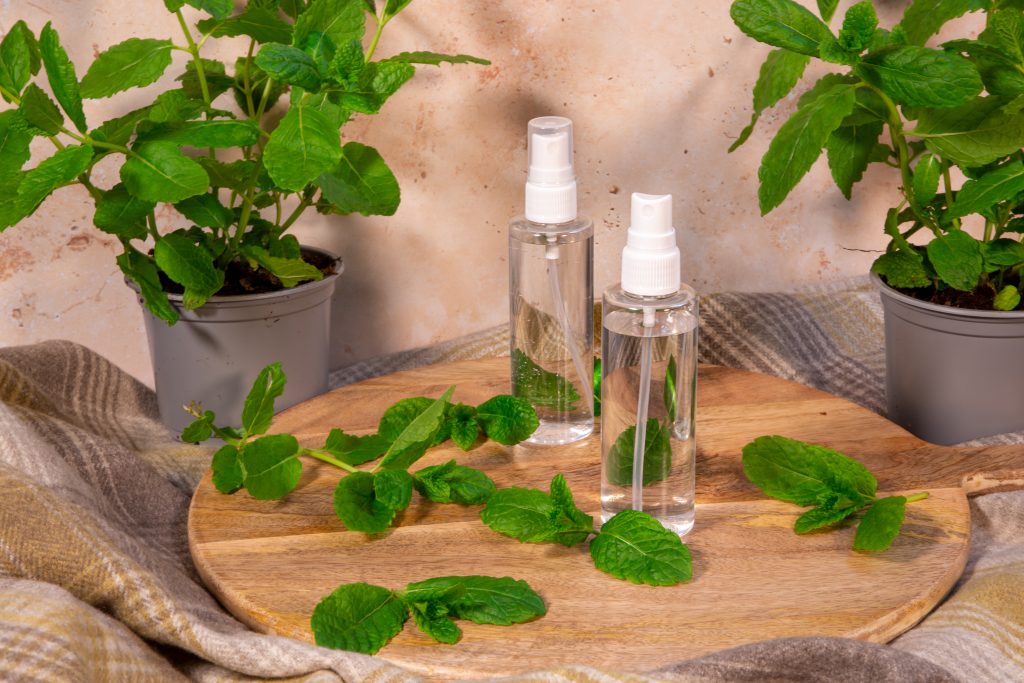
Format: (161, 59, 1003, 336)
(157, 248, 338, 297)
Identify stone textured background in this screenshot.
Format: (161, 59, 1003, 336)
(0, 1, 982, 385)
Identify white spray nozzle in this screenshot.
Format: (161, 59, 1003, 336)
(525, 116, 577, 224)
(621, 193, 681, 297)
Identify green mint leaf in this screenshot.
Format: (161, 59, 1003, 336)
(0, 111, 31, 195)
(327, 39, 364, 86)
(856, 46, 981, 109)
(837, 1, 877, 52)
(994, 285, 1022, 311)
(80, 38, 173, 99)
(548, 474, 594, 547)
(926, 230, 984, 291)
(333, 471, 397, 532)
(510, 349, 581, 412)
(94, 184, 153, 241)
(176, 59, 234, 100)
(378, 396, 451, 445)
(853, 495, 908, 552)
(402, 576, 546, 626)
(317, 141, 401, 216)
(606, 418, 673, 487)
(241, 362, 286, 436)
(121, 141, 210, 203)
(758, 75, 857, 214)
(374, 469, 413, 512)
(385, 51, 489, 66)
(793, 504, 859, 534)
(946, 160, 1024, 221)
(818, 38, 861, 66)
(240, 433, 302, 500)
(294, 0, 365, 57)
(446, 403, 481, 451)
(264, 104, 342, 192)
(281, 0, 308, 19)
(323, 428, 389, 466)
(39, 23, 86, 132)
(664, 355, 678, 422)
(730, 49, 809, 152)
(0, 21, 41, 99)
(175, 193, 233, 229)
(138, 120, 262, 149)
(384, 0, 415, 18)
(475, 394, 540, 445)
(153, 230, 225, 310)
(239, 245, 324, 288)
(984, 238, 1024, 267)
(915, 97, 1024, 167)
(412, 460, 455, 502)
(897, 0, 983, 46)
(255, 43, 322, 91)
(912, 153, 942, 207)
(826, 120, 884, 199)
(185, 0, 233, 20)
(871, 251, 932, 289)
(91, 107, 151, 148)
(311, 582, 407, 654)
(593, 357, 602, 417)
(211, 444, 244, 494)
(197, 7, 294, 44)
(117, 250, 178, 324)
(378, 387, 455, 471)
(197, 158, 256, 192)
(20, 83, 63, 135)
(742, 435, 877, 507)
(408, 600, 460, 644)
(817, 0, 839, 22)
(590, 510, 692, 586)
(413, 460, 496, 505)
(16, 143, 93, 216)
(164, 0, 186, 11)
(181, 410, 215, 443)
(986, 9, 1024, 65)
(480, 486, 556, 543)
(730, 0, 833, 56)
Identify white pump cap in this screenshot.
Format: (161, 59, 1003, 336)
(621, 193, 681, 297)
(525, 116, 577, 224)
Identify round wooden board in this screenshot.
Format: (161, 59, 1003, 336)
(189, 359, 1024, 681)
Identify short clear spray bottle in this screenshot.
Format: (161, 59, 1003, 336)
(509, 116, 594, 445)
(600, 193, 698, 535)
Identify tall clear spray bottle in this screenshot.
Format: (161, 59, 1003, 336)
(600, 193, 698, 535)
(509, 116, 594, 445)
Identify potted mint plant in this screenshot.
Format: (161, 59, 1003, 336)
(0, 0, 487, 432)
(731, 0, 1024, 444)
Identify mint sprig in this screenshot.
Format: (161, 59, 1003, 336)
(480, 474, 693, 586)
(311, 575, 545, 654)
(742, 435, 928, 551)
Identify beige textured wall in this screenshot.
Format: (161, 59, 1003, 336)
(0, 1, 982, 385)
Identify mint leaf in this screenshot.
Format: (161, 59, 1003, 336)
(153, 230, 225, 310)
(758, 75, 857, 214)
(446, 403, 480, 451)
(20, 83, 63, 135)
(374, 469, 413, 511)
(240, 433, 302, 500)
(548, 474, 594, 547)
(926, 230, 983, 291)
(871, 251, 932, 289)
(664, 355, 678, 422)
(378, 396, 450, 445)
(837, 1, 877, 52)
(264, 104, 342, 191)
(384, 0, 414, 19)
(117, 250, 178, 324)
(817, 0, 838, 22)
(480, 486, 556, 543)
(897, 0, 983, 46)
(175, 193, 233, 229)
(317, 142, 401, 216)
(255, 43, 322, 91)
(0, 21, 40, 99)
(793, 504, 859, 534)
(853, 495, 908, 552)
(593, 357, 602, 417)
(293, 0, 365, 58)
(510, 348, 581, 411)
(185, 0, 233, 19)
(994, 285, 1021, 311)
(730, 49, 810, 152)
(240, 245, 324, 288)
(323, 428, 389, 466)
(94, 184, 153, 240)
(311, 582, 407, 654)
(945, 161, 1024, 221)
(413, 460, 496, 505)
(606, 418, 672, 487)
(385, 51, 489, 66)
(0, 111, 32, 193)
(240, 362, 286, 436)
(39, 23, 86, 132)
(80, 39, 173, 98)
(91, 107, 151, 147)
(742, 435, 877, 507)
(408, 600, 460, 644)
(377, 387, 455, 471)
(333, 471, 397, 532)
(197, 7, 294, 44)
(914, 98, 1024, 167)
(856, 46, 981, 109)
(912, 153, 942, 207)
(984, 238, 1024, 267)
(121, 141, 209, 203)
(826, 120, 884, 199)
(402, 576, 546, 626)
(475, 394, 540, 445)
(181, 410, 215, 443)
(138, 120, 262, 149)
(211, 444, 244, 494)
(730, 0, 833, 56)
(590, 510, 692, 586)
(16, 143, 93, 216)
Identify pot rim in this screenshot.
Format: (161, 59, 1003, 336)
(870, 271, 1024, 320)
(127, 244, 343, 305)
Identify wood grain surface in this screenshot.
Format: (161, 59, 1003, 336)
(188, 359, 1024, 680)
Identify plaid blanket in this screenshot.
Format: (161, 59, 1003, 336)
(1, 277, 1020, 682)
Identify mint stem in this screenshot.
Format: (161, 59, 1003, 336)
(303, 448, 359, 473)
(905, 491, 929, 504)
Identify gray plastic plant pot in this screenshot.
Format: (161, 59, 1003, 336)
(873, 272, 1024, 445)
(130, 247, 342, 436)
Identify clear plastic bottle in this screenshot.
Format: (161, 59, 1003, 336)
(509, 117, 595, 445)
(600, 194, 698, 535)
